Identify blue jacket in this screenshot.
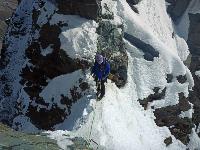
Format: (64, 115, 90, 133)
(91, 61, 110, 80)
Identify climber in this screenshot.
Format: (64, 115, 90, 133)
(91, 54, 110, 100)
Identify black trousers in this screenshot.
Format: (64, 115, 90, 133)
(95, 77, 106, 97)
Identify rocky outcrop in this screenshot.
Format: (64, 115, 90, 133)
(166, 74, 173, 83)
(0, 0, 18, 50)
(154, 93, 193, 144)
(55, 0, 101, 20)
(164, 136, 172, 146)
(139, 87, 166, 110)
(97, 2, 128, 87)
(97, 21, 128, 87)
(188, 57, 200, 129)
(187, 13, 200, 138)
(188, 13, 200, 56)
(166, 0, 191, 22)
(139, 88, 194, 144)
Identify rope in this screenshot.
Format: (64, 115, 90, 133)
(86, 97, 100, 150)
(89, 102, 98, 137)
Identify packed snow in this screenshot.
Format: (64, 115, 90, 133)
(58, 15, 98, 60)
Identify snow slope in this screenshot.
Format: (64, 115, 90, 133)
(46, 0, 200, 149)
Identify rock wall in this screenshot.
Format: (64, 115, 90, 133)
(187, 13, 200, 55)
(97, 21, 128, 87)
(187, 13, 200, 137)
(166, 0, 191, 22)
(97, 1, 128, 87)
(0, 0, 18, 50)
(0, 0, 100, 129)
(55, 0, 101, 20)
(0, 0, 128, 130)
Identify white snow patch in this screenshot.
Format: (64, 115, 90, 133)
(40, 70, 83, 108)
(179, 108, 193, 119)
(54, 15, 98, 60)
(41, 45, 54, 56)
(37, 1, 56, 26)
(46, 130, 74, 150)
(137, 0, 176, 51)
(188, 129, 200, 150)
(195, 70, 200, 77)
(175, 35, 190, 61)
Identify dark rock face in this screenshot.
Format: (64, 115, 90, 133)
(166, 74, 173, 83)
(164, 136, 172, 146)
(139, 87, 166, 110)
(188, 13, 200, 56)
(28, 103, 66, 130)
(154, 93, 194, 144)
(176, 75, 187, 84)
(187, 13, 200, 138)
(55, 0, 100, 20)
(154, 93, 193, 144)
(20, 25, 90, 129)
(95, 1, 128, 87)
(188, 57, 200, 125)
(139, 88, 193, 144)
(166, 0, 191, 22)
(97, 20, 128, 87)
(0, 0, 99, 129)
(0, 0, 18, 50)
